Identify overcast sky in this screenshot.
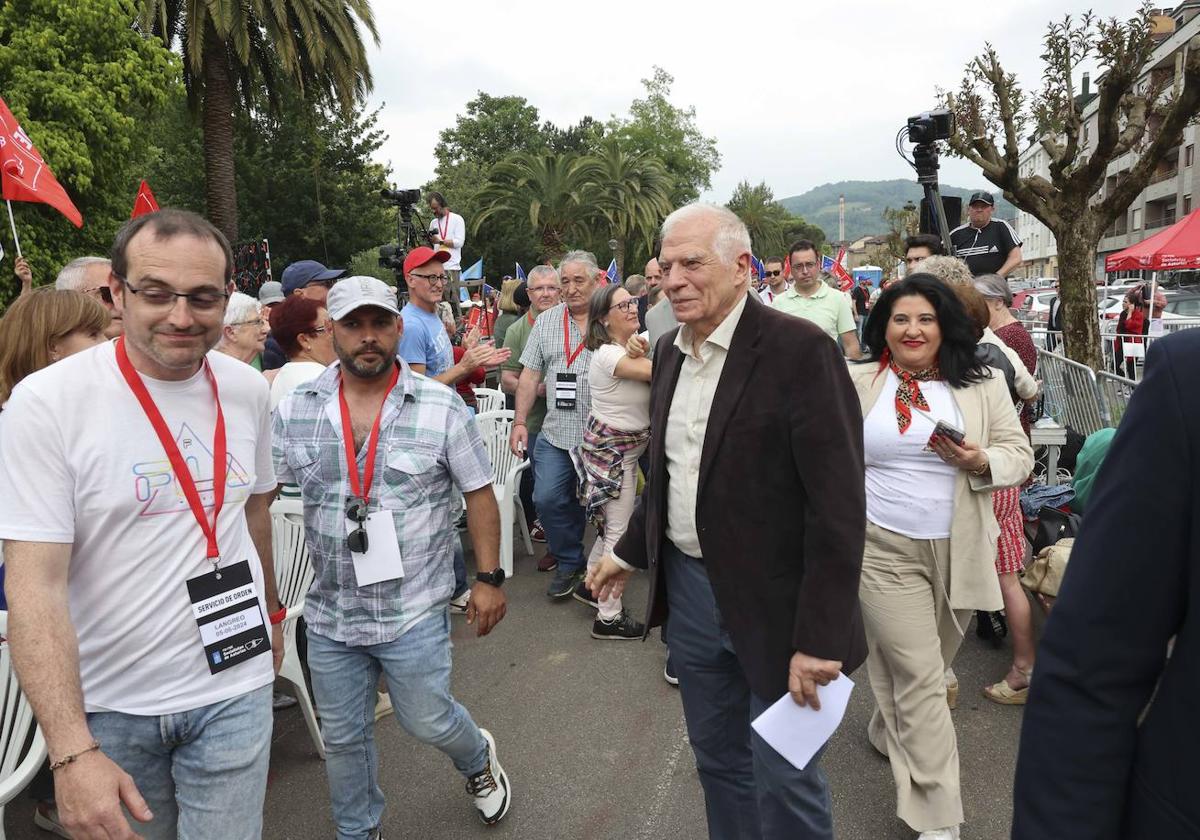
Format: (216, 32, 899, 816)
(365, 0, 1139, 202)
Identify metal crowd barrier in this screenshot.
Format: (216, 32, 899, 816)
(1036, 350, 1109, 436)
(1095, 371, 1138, 427)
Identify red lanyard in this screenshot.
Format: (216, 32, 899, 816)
(115, 338, 226, 565)
(526, 310, 535, 326)
(563, 308, 586, 368)
(338, 363, 400, 504)
(438, 213, 449, 241)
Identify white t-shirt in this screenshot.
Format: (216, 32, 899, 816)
(428, 211, 466, 270)
(269, 360, 326, 411)
(587, 342, 650, 432)
(862, 370, 962, 540)
(0, 342, 276, 715)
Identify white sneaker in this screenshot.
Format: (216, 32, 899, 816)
(466, 728, 511, 825)
(449, 589, 470, 615)
(918, 827, 961, 840)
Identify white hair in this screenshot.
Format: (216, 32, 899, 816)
(527, 265, 559, 284)
(660, 203, 752, 266)
(55, 257, 111, 291)
(558, 249, 598, 274)
(223, 292, 261, 327)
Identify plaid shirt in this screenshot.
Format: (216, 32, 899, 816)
(272, 359, 492, 646)
(519, 302, 593, 452)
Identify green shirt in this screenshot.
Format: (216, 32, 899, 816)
(772, 283, 856, 341)
(501, 311, 547, 435)
(1072, 427, 1117, 513)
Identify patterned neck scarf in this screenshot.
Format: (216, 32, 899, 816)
(886, 354, 942, 434)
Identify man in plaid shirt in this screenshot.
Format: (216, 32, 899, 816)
(273, 276, 512, 836)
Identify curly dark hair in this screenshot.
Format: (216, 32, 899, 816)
(863, 273, 991, 388)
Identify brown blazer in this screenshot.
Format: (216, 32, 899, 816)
(614, 294, 868, 700)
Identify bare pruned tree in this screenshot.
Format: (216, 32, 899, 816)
(942, 4, 1200, 368)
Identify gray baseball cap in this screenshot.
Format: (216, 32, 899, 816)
(326, 276, 401, 321)
(257, 281, 285, 305)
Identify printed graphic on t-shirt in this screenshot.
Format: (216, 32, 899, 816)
(134, 422, 252, 517)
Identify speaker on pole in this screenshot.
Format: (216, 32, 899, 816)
(920, 196, 962, 238)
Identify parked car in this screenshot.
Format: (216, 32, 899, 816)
(1021, 290, 1057, 322)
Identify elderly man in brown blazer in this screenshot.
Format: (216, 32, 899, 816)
(589, 203, 867, 840)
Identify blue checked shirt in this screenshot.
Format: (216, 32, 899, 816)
(272, 359, 492, 646)
(519, 302, 593, 452)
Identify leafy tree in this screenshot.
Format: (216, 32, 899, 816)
(0, 0, 179, 307)
(434, 93, 547, 170)
(143, 87, 394, 271)
(473, 152, 604, 261)
(137, 0, 378, 243)
(591, 138, 674, 276)
(608, 67, 721, 207)
(942, 6, 1200, 368)
(727, 180, 827, 258)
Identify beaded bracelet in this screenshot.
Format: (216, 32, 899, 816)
(50, 740, 101, 771)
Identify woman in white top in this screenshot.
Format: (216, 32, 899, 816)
(848, 274, 1033, 840)
(571, 285, 651, 641)
(265, 295, 335, 411)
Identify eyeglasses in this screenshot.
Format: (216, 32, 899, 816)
(609, 299, 638, 313)
(410, 273, 448, 286)
(763, 270, 782, 277)
(82, 286, 114, 304)
(231, 318, 268, 328)
(305, 279, 335, 289)
(306, 324, 329, 335)
(121, 278, 229, 311)
(346, 497, 369, 553)
(791, 262, 818, 272)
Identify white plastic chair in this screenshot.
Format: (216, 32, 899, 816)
(270, 496, 324, 760)
(473, 410, 533, 576)
(472, 387, 506, 415)
(0, 612, 46, 840)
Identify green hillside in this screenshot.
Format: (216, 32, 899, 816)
(779, 179, 1018, 244)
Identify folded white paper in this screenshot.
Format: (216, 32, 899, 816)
(750, 675, 854, 771)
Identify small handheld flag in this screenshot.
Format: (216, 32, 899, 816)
(605, 258, 620, 284)
(131, 180, 160, 219)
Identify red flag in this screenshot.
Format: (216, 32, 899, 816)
(830, 248, 855, 291)
(131, 180, 159, 219)
(0, 96, 83, 227)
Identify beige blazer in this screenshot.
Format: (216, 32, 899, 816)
(849, 362, 1035, 612)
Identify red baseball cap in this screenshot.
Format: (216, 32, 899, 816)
(403, 246, 451, 276)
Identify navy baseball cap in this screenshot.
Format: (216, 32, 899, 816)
(281, 260, 346, 295)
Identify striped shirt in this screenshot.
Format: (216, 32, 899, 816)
(272, 358, 492, 646)
(518, 302, 593, 452)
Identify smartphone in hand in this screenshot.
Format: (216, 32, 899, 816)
(926, 420, 966, 450)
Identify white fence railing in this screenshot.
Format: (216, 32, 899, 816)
(1022, 317, 1200, 382)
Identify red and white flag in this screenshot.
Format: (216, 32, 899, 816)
(131, 179, 159, 218)
(0, 96, 83, 227)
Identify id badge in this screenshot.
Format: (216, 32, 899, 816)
(555, 372, 578, 410)
(346, 511, 405, 587)
(186, 560, 271, 675)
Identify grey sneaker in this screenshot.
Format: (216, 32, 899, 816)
(547, 568, 584, 599)
(467, 728, 511, 825)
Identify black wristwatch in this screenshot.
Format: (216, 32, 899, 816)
(476, 569, 506, 587)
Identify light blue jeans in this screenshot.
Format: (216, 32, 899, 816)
(307, 611, 489, 840)
(86, 684, 272, 840)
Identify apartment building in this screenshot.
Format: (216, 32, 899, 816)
(1014, 2, 1200, 279)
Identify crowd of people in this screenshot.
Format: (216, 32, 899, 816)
(0, 196, 1192, 840)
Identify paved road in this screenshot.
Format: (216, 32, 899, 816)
(7, 544, 1030, 840)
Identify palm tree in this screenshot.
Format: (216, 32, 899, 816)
(473, 152, 604, 262)
(590, 139, 673, 277)
(727, 180, 789, 257)
(138, 0, 378, 242)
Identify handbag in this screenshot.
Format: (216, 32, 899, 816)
(1021, 538, 1074, 599)
(1031, 506, 1081, 555)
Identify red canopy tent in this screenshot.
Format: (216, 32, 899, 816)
(1105, 207, 1200, 271)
